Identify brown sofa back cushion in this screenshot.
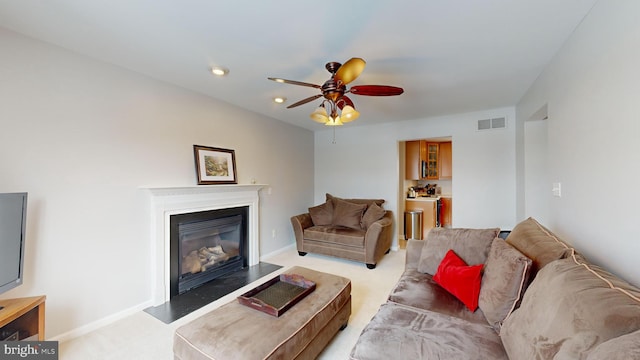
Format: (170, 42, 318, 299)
(478, 238, 532, 332)
(505, 217, 573, 277)
(360, 202, 386, 229)
(417, 228, 499, 275)
(586, 329, 640, 360)
(308, 201, 333, 226)
(326, 193, 385, 208)
(331, 197, 367, 230)
(501, 257, 640, 359)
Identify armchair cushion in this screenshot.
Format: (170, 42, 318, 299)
(326, 193, 385, 207)
(331, 198, 367, 230)
(360, 202, 386, 229)
(308, 201, 333, 226)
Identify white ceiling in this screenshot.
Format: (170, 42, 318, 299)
(0, 0, 597, 131)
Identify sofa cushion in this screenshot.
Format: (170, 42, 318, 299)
(501, 257, 640, 359)
(478, 238, 532, 332)
(326, 193, 385, 208)
(586, 329, 640, 360)
(360, 202, 386, 229)
(433, 250, 483, 311)
(417, 227, 499, 275)
(308, 201, 333, 226)
(349, 302, 509, 360)
(331, 197, 367, 230)
(505, 217, 573, 276)
(388, 268, 490, 325)
(304, 226, 366, 247)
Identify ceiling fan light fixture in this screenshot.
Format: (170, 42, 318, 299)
(273, 96, 286, 104)
(310, 107, 330, 123)
(325, 116, 344, 126)
(340, 105, 360, 123)
(211, 66, 229, 76)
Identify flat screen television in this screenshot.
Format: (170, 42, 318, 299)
(0, 192, 28, 301)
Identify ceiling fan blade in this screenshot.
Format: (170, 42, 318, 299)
(338, 96, 355, 110)
(335, 58, 366, 85)
(268, 77, 321, 89)
(350, 85, 404, 96)
(286, 94, 323, 109)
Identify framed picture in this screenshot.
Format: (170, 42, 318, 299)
(193, 145, 237, 185)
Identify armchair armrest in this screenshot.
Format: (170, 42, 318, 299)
(290, 213, 313, 251)
(363, 211, 394, 267)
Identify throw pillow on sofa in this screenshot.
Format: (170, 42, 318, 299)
(478, 238, 532, 332)
(326, 193, 385, 208)
(308, 201, 333, 226)
(501, 257, 640, 359)
(417, 227, 499, 275)
(433, 249, 484, 311)
(360, 202, 386, 229)
(331, 197, 367, 230)
(505, 217, 573, 277)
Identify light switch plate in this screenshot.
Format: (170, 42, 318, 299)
(552, 182, 562, 197)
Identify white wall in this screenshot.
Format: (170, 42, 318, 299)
(516, 1, 640, 285)
(0, 28, 314, 338)
(315, 107, 517, 249)
(524, 119, 549, 225)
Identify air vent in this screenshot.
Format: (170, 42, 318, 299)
(477, 117, 507, 131)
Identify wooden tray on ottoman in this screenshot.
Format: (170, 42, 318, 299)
(238, 273, 316, 317)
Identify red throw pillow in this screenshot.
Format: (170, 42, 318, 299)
(433, 249, 484, 311)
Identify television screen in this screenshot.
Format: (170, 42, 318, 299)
(0, 192, 27, 295)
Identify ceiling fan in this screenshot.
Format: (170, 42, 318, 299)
(268, 58, 404, 126)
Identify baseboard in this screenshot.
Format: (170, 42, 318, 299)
(53, 244, 296, 342)
(52, 300, 154, 343)
(261, 243, 296, 260)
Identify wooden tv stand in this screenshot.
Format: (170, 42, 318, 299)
(0, 295, 46, 341)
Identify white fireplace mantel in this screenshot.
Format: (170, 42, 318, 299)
(143, 184, 265, 305)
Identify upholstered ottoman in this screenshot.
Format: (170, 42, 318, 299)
(173, 266, 351, 360)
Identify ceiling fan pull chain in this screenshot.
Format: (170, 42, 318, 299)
(332, 127, 336, 144)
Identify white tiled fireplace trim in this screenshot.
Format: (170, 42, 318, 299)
(144, 185, 264, 306)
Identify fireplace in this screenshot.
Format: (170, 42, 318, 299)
(170, 206, 248, 298)
(145, 185, 263, 306)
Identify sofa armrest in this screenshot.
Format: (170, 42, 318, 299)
(290, 213, 313, 251)
(405, 239, 426, 270)
(363, 211, 394, 265)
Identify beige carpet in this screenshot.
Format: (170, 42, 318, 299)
(58, 246, 406, 359)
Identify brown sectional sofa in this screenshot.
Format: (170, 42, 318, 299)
(350, 217, 640, 359)
(290, 194, 393, 269)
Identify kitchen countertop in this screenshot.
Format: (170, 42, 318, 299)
(406, 195, 451, 201)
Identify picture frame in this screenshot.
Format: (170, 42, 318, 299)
(193, 145, 237, 185)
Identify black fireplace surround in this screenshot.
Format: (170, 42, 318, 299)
(169, 206, 249, 299)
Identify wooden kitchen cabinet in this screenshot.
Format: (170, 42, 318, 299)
(439, 142, 452, 180)
(406, 140, 451, 180)
(425, 143, 439, 179)
(405, 199, 437, 239)
(440, 197, 452, 228)
(405, 140, 421, 180)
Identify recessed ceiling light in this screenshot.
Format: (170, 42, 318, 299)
(211, 66, 229, 76)
(273, 97, 286, 104)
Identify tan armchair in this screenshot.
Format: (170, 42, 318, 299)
(290, 194, 394, 269)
